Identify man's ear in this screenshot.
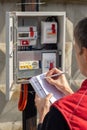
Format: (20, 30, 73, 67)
(82, 47, 87, 61)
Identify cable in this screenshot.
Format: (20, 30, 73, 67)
(18, 84, 28, 111)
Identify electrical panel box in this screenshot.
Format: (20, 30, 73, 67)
(6, 11, 66, 100)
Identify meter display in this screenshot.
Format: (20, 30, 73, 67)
(18, 33, 29, 38)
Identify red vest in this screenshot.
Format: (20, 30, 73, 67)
(52, 79, 87, 130)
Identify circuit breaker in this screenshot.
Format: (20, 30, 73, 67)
(6, 11, 66, 100)
(41, 21, 57, 44)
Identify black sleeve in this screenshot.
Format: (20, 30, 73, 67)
(37, 123, 42, 130)
(37, 107, 70, 130)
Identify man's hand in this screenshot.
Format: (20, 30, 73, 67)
(46, 68, 73, 95)
(35, 94, 53, 123)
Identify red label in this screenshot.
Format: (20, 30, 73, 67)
(21, 40, 29, 46)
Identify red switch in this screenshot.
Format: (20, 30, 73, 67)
(49, 62, 54, 70)
(29, 27, 34, 37)
(52, 24, 56, 33)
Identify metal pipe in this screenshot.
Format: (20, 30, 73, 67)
(21, 0, 25, 11)
(36, 0, 39, 11)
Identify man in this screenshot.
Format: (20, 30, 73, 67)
(35, 18, 87, 130)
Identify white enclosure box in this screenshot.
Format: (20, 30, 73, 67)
(41, 21, 57, 44)
(6, 11, 66, 100)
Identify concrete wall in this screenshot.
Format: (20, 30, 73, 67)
(0, 2, 87, 88)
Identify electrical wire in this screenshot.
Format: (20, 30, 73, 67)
(18, 84, 28, 111)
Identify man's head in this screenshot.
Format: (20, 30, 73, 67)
(74, 18, 87, 53)
(74, 18, 87, 76)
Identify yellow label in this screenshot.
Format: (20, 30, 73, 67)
(19, 61, 39, 70)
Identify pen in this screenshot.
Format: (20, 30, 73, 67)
(44, 72, 65, 79)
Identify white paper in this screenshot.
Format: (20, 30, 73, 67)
(36, 73, 64, 103)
